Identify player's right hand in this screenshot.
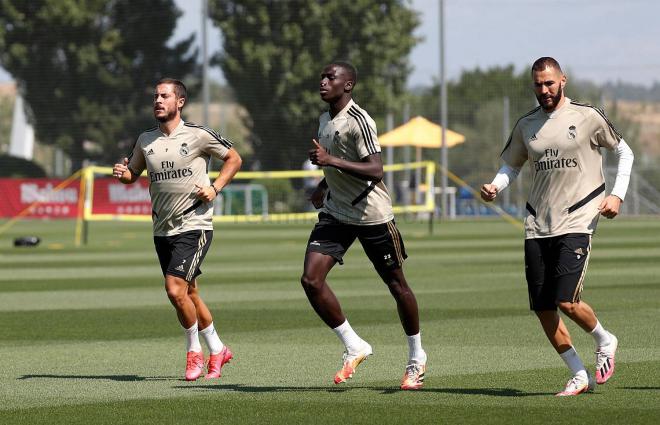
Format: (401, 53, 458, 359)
(309, 139, 332, 167)
(480, 184, 498, 202)
(113, 158, 129, 179)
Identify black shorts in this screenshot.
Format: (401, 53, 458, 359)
(154, 230, 213, 283)
(524, 233, 591, 311)
(306, 212, 407, 272)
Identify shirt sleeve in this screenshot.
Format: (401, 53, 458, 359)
(611, 139, 634, 200)
(198, 126, 233, 159)
(491, 163, 522, 192)
(351, 114, 380, 159)
(592, 108, 622, 150)
(500, 122, 527, 168)
(127, 136, 146, 176)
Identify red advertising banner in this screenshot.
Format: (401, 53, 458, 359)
(0, 178, 80, 218)
(0, 177, 152, 218)
(91, 178, 152, 215)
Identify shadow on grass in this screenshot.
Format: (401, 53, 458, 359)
(17, 374, 181, 382)
(176, 383, 553, 397)
(621, 386, 660, 391)
(381, 387, 553, 397)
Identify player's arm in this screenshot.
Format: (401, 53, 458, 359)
(480, 163, 521, 202)
(195, 149, 243, 202)
(114, 136, 145, 184)
(309, 139, 383, 182)
(482, 122, 526, 202)
(308, 178, 328, 209)
(598, 139, 634, 219)
(113, 157, 141, 184)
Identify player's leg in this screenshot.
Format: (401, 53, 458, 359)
(188, 280, 212, 329)
(382, 267, 427, 390)
(378, 267, 420, 335)
(301, 213, 370, 384)
(525, 237, 593, 396)
(157, 230, 215, 381)
(165, 274, 198, 329)
(164, 274, 205, 381)
(302, 250, 372, 384)
(179, 230, 233, 379)
(359, 221, 426, 390)
(554, 234, 617, 384)
(187, 281, 232, 378)
(301, 251, 344, 327)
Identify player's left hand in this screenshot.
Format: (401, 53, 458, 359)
(194, 184, 216, 202)
(309, 139, 332, 167)
(598, 195, 622, 219)
(309, 185, 326, 209)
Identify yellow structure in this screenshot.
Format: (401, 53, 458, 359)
(379, 116, 465, 149)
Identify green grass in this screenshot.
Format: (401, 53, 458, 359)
(0, 217, 658, 424)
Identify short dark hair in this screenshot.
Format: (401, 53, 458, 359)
(531, 57, 563, 75)
(156, 78, 187, 99)
(331, 61, 357, 84)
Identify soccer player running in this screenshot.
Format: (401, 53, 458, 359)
(113, 78, 242, 381)
(301, 62, 427, 390)
(481, 57, 634, 396)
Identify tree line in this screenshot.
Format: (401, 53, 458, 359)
(0, 0, 637, 180)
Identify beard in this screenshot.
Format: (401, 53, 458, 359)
(537, 85, 563, 111)
(155, 108, 178, 122)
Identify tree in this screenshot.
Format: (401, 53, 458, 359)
(0, 0, 197, 173)
(409, 65, 638, 185)
(208, 0, 419, 170)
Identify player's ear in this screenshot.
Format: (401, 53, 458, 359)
(177, 96, 186, 110)
(344, 80, 354, 92)
(561, 74, 567, 89)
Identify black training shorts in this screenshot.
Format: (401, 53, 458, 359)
(306, 212, 407, 272)
(154, 229, 213, 283)
(524, 233, 591, 311)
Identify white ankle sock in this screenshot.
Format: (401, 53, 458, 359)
(332, 320, 363, 352)
(407, 333, 427, 365)
(589, 321, 612, 347)
(184, 322, 202, 353)
(559, 346, 587, 378)
(199, 322, 224, 355)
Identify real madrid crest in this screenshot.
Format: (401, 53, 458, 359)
(567, 125, 577, 140)
(332, 130, 341, 145)
(179, 143, 189, 156)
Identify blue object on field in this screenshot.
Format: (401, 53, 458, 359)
(458, 186, 473, 199)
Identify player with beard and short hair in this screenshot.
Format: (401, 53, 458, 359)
(113, 78, 242, 381)
(301, 61, 427, 390)
(481, 57, 634, 396)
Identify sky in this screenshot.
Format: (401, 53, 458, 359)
(2, 0, 660, 87)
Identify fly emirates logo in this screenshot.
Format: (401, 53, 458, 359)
(149, 160, 193, 183)
(534, 148, 578, 172)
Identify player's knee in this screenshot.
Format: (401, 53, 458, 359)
(300, 273, 322, 291)
(386, 276, 411, 297)
(165, 282, 188, 307)
(557, 301, 577, 316)
(166, 290, 187, 308)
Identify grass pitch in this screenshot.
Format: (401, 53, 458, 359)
(0, 217, 658, 424)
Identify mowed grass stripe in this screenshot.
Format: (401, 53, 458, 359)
(0, 218, 658, 424)
(3, 244, 657, 289)
(1, 333, 658, 421)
